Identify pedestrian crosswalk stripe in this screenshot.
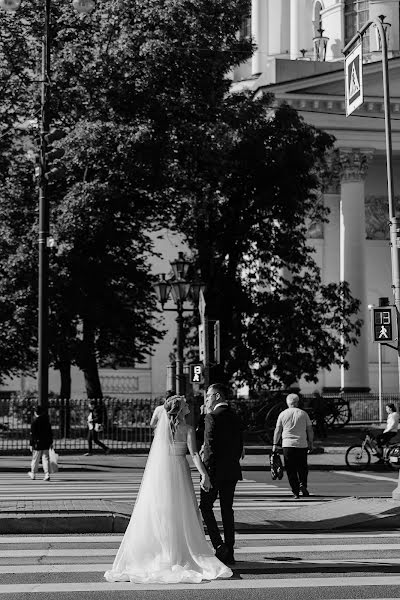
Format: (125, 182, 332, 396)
(2, 556, 400, 575)
(4, 542, 400, 558)
(0, 575, 399, 593)
(4, 531, 400, 543)
(3, 555, 400, 575)
(332, 470, 398, 483)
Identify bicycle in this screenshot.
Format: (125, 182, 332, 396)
(345, 429, 400, 471)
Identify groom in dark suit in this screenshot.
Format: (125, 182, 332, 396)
(199, 382, 243, 566)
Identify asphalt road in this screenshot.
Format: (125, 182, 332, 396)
(246, 468, 400, 498)
(2, 531, 400, 600)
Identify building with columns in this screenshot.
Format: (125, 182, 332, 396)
(232, 0, 400, 393)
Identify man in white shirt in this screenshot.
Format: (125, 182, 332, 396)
(272, 393, 314, 499)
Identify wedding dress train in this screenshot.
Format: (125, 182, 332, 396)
(104, 410, 232, 584)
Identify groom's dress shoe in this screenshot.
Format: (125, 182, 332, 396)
(215, 543, 229, 562)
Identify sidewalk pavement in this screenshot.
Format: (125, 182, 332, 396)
(2, 444, 400, 534)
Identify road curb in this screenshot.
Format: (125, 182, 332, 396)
(2, 497, 400, 535)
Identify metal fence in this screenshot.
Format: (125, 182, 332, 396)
(344, 394, 400, 423)
(0, 396, 166, 454)
(0, 393, 399, 454)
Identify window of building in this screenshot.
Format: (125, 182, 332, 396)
(313, 1, 323, 35)
(344, 0, 370, 52)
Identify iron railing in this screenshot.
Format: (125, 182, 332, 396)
(0, 396, 166, 453)
(0, 394, 398, 453)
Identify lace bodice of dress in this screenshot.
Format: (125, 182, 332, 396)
(171, 424, 188, 455)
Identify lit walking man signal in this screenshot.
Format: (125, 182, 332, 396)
(371, 307, 397, 344)
(379, 325, 389, 339)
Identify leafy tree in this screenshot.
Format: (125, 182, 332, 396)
(0, 0, 255, 395)
(165, 95, 362, 390)
(51, 120, 165, 397)
(0, 141, 38, 382)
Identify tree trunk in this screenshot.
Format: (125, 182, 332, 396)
(58, 359, 71, 437)
(59, 359, 71, 399)
(79, 320, 103, 399)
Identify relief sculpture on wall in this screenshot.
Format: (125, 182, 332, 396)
(365, 196, 400, 239)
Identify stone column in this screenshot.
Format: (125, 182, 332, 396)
(290, 0, 307, 59)
(289, 0, 299, 59)
(251, 0, 268, 75)
(339, 148, 374, 392)
(322, 179, 341, 391)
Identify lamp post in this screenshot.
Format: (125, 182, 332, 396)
(313, 27, 329, 61)
(154, 253, 204, 395)
(1, 0, 95, 410)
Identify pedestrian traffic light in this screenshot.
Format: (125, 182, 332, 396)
(43, 129, 66, 182)
(189, 364, 203, 384)
(370, 305, 397, 343)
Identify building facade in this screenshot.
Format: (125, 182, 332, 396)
(233, 0, 400, 393)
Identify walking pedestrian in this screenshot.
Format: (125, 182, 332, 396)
(199, 383, 244, 566)
(84, 400, 110, 456)
(312, 390, 327, 440)
(272, 393, 314, 499)
(28, 405, 53, 481)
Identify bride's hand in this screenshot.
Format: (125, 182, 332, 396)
(200, 473, 211, 492)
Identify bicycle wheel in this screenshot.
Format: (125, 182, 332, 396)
(387, 446, 400, 470)
(345, 445, 371, 470)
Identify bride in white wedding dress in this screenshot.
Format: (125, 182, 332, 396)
(104, 395, 232, 584)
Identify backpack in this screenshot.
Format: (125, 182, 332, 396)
(270, 451, 284, 480)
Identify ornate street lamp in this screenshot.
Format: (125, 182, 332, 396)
(313, 27, 329, 61)
(374, 15, 391, 51)
(154, 253, 204, 395)
(153, 274, 171, 308)
(0, 0, 95, 410)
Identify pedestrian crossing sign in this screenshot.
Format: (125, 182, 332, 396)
(371, 306, 397, 343)
(345, 42, 363, 117)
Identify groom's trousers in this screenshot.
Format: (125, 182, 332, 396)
(200, 480, 237, 551)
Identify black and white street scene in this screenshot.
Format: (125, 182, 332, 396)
(2, 0, 400, 598)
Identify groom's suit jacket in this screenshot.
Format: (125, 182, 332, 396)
(202, 404, 243, 483)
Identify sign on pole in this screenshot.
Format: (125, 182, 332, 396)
(370, 306, 397, 343)
(345, 42, 363, 117)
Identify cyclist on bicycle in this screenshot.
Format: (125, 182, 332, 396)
(376, 403, 399, 462)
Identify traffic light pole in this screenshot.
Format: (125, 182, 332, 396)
(38, 0, 51, 410)
(344, 17, 400, 394)
(345, 19, 400, 498)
